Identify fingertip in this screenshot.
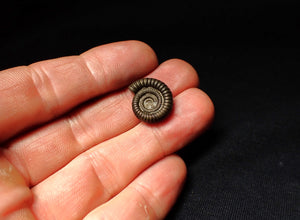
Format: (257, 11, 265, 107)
(124, 40, 159, 67)
(164, 58, 200, 88)
(155, 155, 187, 216)
(178, 88, 215, 132)
(82, 40, 158, 78)
(158, 154, 187, 185)
(134, 155, 187, 219)
(196, 89, 215, 131)
(149, 58, 200, 92)
(110, 40, 159, 72)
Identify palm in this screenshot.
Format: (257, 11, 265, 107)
(0, 41, 214, 219)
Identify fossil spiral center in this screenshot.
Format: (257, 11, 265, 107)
(137, 88, 163, 113)
(143, 97, 157, 110)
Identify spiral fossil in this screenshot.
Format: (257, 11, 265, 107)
(128, 78, 173, 123)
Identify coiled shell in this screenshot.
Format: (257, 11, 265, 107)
(129, 78, 173, 123)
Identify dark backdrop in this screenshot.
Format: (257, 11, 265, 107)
(1, 1, 299, 219)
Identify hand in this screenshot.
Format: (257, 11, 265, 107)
(0, 41, 214, 219)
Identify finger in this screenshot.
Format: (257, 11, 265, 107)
(30, 88, 214, 219)
(4, 59, 199, 185)
(0, 40, 158, 142)
(83, 155, 186, 220)
(0, 154, 33, 219)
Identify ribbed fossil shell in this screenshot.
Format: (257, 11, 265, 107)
(128, 78, 173, 123)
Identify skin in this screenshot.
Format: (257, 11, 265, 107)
(0, 40, 214, 220)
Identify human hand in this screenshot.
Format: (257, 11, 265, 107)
(0, 41, 214, 219)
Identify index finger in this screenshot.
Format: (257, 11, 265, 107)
(0, 41, 158, 142)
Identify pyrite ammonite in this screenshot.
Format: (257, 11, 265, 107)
(129, 78, 173, 123)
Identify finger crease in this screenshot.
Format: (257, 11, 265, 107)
(79, 54, 109, 91)
(27, 65, 60, 117)
(66, 113, 95, 151)
(86, 149, 121, 200)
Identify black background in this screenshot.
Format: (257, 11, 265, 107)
(1, 1, 299, 219)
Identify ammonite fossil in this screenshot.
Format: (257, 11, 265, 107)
(128, 78, 173, 123)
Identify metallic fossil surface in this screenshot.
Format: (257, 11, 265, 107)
(129, 78, 173, 123)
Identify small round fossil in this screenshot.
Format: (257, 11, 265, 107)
(128, 78, 173, 123)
